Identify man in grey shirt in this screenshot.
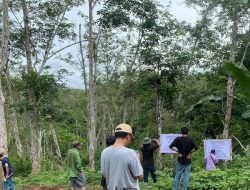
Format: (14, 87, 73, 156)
(101, 123, 143, 190)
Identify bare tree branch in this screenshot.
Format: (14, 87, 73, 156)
(47, 40, 87, 61)
(240, 41, 250, 67)
(79, 24, 88, 91)
(38, 1, 70, 74)
(10, 7, 39, 69)
(232, 135, 247, 151)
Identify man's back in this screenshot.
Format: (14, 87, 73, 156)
(66, 148, 82, 177)
(101, 146, 143, 190)
(141, 144, 159, 165)
(170, 136, 198, 165)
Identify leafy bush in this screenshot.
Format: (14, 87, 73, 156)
(15, 168, 102, 189)
(15, 171, 68, 188)
(14, 150, 250, 189)
(11, 155, 32, 177)
(139, 168, 250, 190)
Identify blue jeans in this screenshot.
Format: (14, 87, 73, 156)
(173, 162, 191, 190)
(70, 173, 86, 187)
(143, 164, 157, 183)
(3, 176, 15, 190)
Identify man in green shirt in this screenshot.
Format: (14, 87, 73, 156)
(66, 141, 86, 190)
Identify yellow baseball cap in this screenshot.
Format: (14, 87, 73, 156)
(115, 123, 135, 138)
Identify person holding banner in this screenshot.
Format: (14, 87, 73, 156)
(205, 149, 218, 171)
(169, 127, 198, 190)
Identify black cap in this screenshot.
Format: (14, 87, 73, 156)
(211, 149, 216, 154)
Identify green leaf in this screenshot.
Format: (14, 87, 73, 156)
(225, 62, 250, 99)
(242, 110, 250, 119)
(185, 95, 222, 113)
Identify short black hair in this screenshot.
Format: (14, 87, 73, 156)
(211, 149, 216, 154)
(0, 153, 3, 157)
(115, 131, 129, 139)
(181, 127, 189, 135)
(106, 135, 116, 147)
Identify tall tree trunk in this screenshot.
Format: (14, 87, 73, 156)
(50, 125, 63, 171)
(156, 88, 163, 169)
(87, 0, 96, 170)
(28, 93, 41, 175)
(0, 79, 7, 150)
(0, 0, 9, 187)
(21, 0, 41, 174)
(6, 76, 23, 157)
(223, 18, 238, 139)
(79, 24, 88, 92)
(0, 79, 6, 190)
(0, 0, 9, 151)
(122, 98, 128, 123)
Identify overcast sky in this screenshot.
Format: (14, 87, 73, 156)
(49, 0, 200, 89)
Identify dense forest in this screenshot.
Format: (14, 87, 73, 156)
(0, 0, 250, 189)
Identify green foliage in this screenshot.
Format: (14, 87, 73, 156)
(3, 1, 250, 188)
(189, 169, 250, 190)
(225, 62, 250, 121)
(21, 71, 59, 104)
(98, 0, 159, 28)
(140, 152, 250, 189)
(10, 154, 32, 177)
(15, 171, 69, 188)
(185, 95, 222, 114)
(15, 168, 102, 189)
(14, 155, 250, 190)
(225, 62, 250, 99)
(242, 110, 250, 119)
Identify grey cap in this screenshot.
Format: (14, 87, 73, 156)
(143, 137, 152, 145)
(72, 141, 81, 147)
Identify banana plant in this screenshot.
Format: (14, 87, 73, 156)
(225, 62, 250, 119)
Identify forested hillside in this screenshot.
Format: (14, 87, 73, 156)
(0, 0, 250, 189)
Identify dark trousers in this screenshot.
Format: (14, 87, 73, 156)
(101, 175, 107, 190)
(143, 164, 157, 183)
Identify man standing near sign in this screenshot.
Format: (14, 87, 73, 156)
(141, 137, 160, 185)
(169, 127, 198, 190)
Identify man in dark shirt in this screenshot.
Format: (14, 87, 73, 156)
(141, 137, 160, 185)
(169, 127, 198, 190)
(0, 148, 15, 190)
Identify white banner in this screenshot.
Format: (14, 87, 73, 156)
(160, 134, 181, 154)
(204, 139, 232, 160)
